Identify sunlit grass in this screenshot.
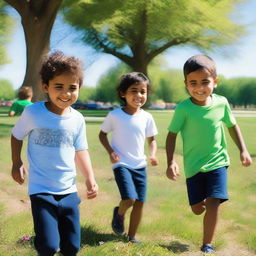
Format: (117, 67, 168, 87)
(0, 110, 255, 255)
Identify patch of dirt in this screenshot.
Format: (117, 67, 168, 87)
(0, 172, 30, 216)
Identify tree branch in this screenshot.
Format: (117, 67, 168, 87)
(147, 38, 190, 62)
(91, 31, 134, 66)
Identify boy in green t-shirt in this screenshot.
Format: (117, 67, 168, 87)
(9, 86, 33, 116)
(165, 54, 252, 254)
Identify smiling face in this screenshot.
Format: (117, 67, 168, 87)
(43, 72, 80, 115)
(121, 82, 148, 114)
(185, 68, 218, 106)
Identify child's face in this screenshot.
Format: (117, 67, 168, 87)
(122, 82, 148, 113)
(185, 68, 218, 106)
(43, 72, 80, 115)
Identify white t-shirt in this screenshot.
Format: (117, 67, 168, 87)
(101, 107, 158, 169)
(12, 102, 88, 195)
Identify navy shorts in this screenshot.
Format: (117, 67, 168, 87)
(186, 166, 228, 206)
(113, 166, 147, 203)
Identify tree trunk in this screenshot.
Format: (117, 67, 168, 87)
(130, 60, 148, 77)
(4, 0, 62, 101)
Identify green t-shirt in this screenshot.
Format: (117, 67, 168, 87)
(9, 100, 33, 115)
(168, 94, 236, 178)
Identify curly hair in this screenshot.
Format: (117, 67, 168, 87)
(40, 51, 84, 86)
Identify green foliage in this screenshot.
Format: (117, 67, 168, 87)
(0, 3, 14, 65)
(0, 79, 15, 100)
(148, 58, 187, 103)
(62, 0, 246, 74)
(216, 77, 256, 107)
(94, 63, 130, 103)
(78, 86, 96, 102)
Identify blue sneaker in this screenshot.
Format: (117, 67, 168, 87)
(200, 244, 215, 254)
(111, 207, 124, 235)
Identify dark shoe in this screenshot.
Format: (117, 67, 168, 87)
(200, 244, 215, 254)
(128, 237, 141, 244)
(111, 207, 124, 235)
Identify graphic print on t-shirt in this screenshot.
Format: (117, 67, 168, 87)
(31, 128, 74, 148)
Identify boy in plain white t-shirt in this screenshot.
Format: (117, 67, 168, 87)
(99, 72, 158, 243)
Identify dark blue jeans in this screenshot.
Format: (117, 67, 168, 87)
(30, 192, 81, 256)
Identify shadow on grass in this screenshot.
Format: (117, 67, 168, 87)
(81, 225, 126, 246)
(0, 123, 13, 138)
(160, 240, 190, 253)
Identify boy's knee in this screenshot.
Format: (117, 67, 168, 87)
(123, 199, 136, 208)
(191, 203, 205, 215)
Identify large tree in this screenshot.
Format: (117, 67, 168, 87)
(0, 2, 14, 66)
(4, 0, 62, 101)
(62, 0, 245, 76)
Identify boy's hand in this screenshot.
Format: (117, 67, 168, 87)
(110, 151, 120, 164)
(166, 161, 180, 181)
(11, 162, 27, 185)
(150, 156, 158, 166)
(240, 150, 252, 167)
(86, 180, 99, 199)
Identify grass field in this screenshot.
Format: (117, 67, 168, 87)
(0, 108, 255, 256)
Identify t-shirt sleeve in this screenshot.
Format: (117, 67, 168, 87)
(146, 114, 158, 137)
(101, 112, 113, 133)
(168, 104, 186, 134)
(74, 116, 88, 151)
(12, 107, 33, 140)
(222, 98, 236, 128)
(10, 101, 18, 113)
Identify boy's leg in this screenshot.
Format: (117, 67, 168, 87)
(58, 193, 81, 256)
(118, 199, 135, 215)
(191, 200, 206, 215)
(203, 197, 221, 245)
(128, 200, 144, 239)
(128, 167, 147, 240)
(30, 194, 60, 256)
(113, 167, 137, 207)
(202, 167, 228, 245)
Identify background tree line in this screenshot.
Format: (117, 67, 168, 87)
(1, 63, 256, 108)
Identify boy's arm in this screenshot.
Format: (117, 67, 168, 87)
(228, 124, 252, 166)
(11, 135, 27, 184)
(75, 150, 98, 199)
(147, 136, 158, 166)
(166, 132, 180, 181)
(99, 130, 120, 163)
(9, 111, 15, 117)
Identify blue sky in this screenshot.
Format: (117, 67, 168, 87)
(0, 0, 256, 89)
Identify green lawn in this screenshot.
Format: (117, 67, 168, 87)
(0, 109, 255, 256)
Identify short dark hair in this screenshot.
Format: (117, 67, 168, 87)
(117, 72, 150, 105)
(40, 50, 84, 86)
(17, 86, 33, 100)
(183, 54, 217, 79)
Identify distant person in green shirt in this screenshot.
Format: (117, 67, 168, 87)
(9, 86, 33, 116)
(165, 54, 252, 254)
